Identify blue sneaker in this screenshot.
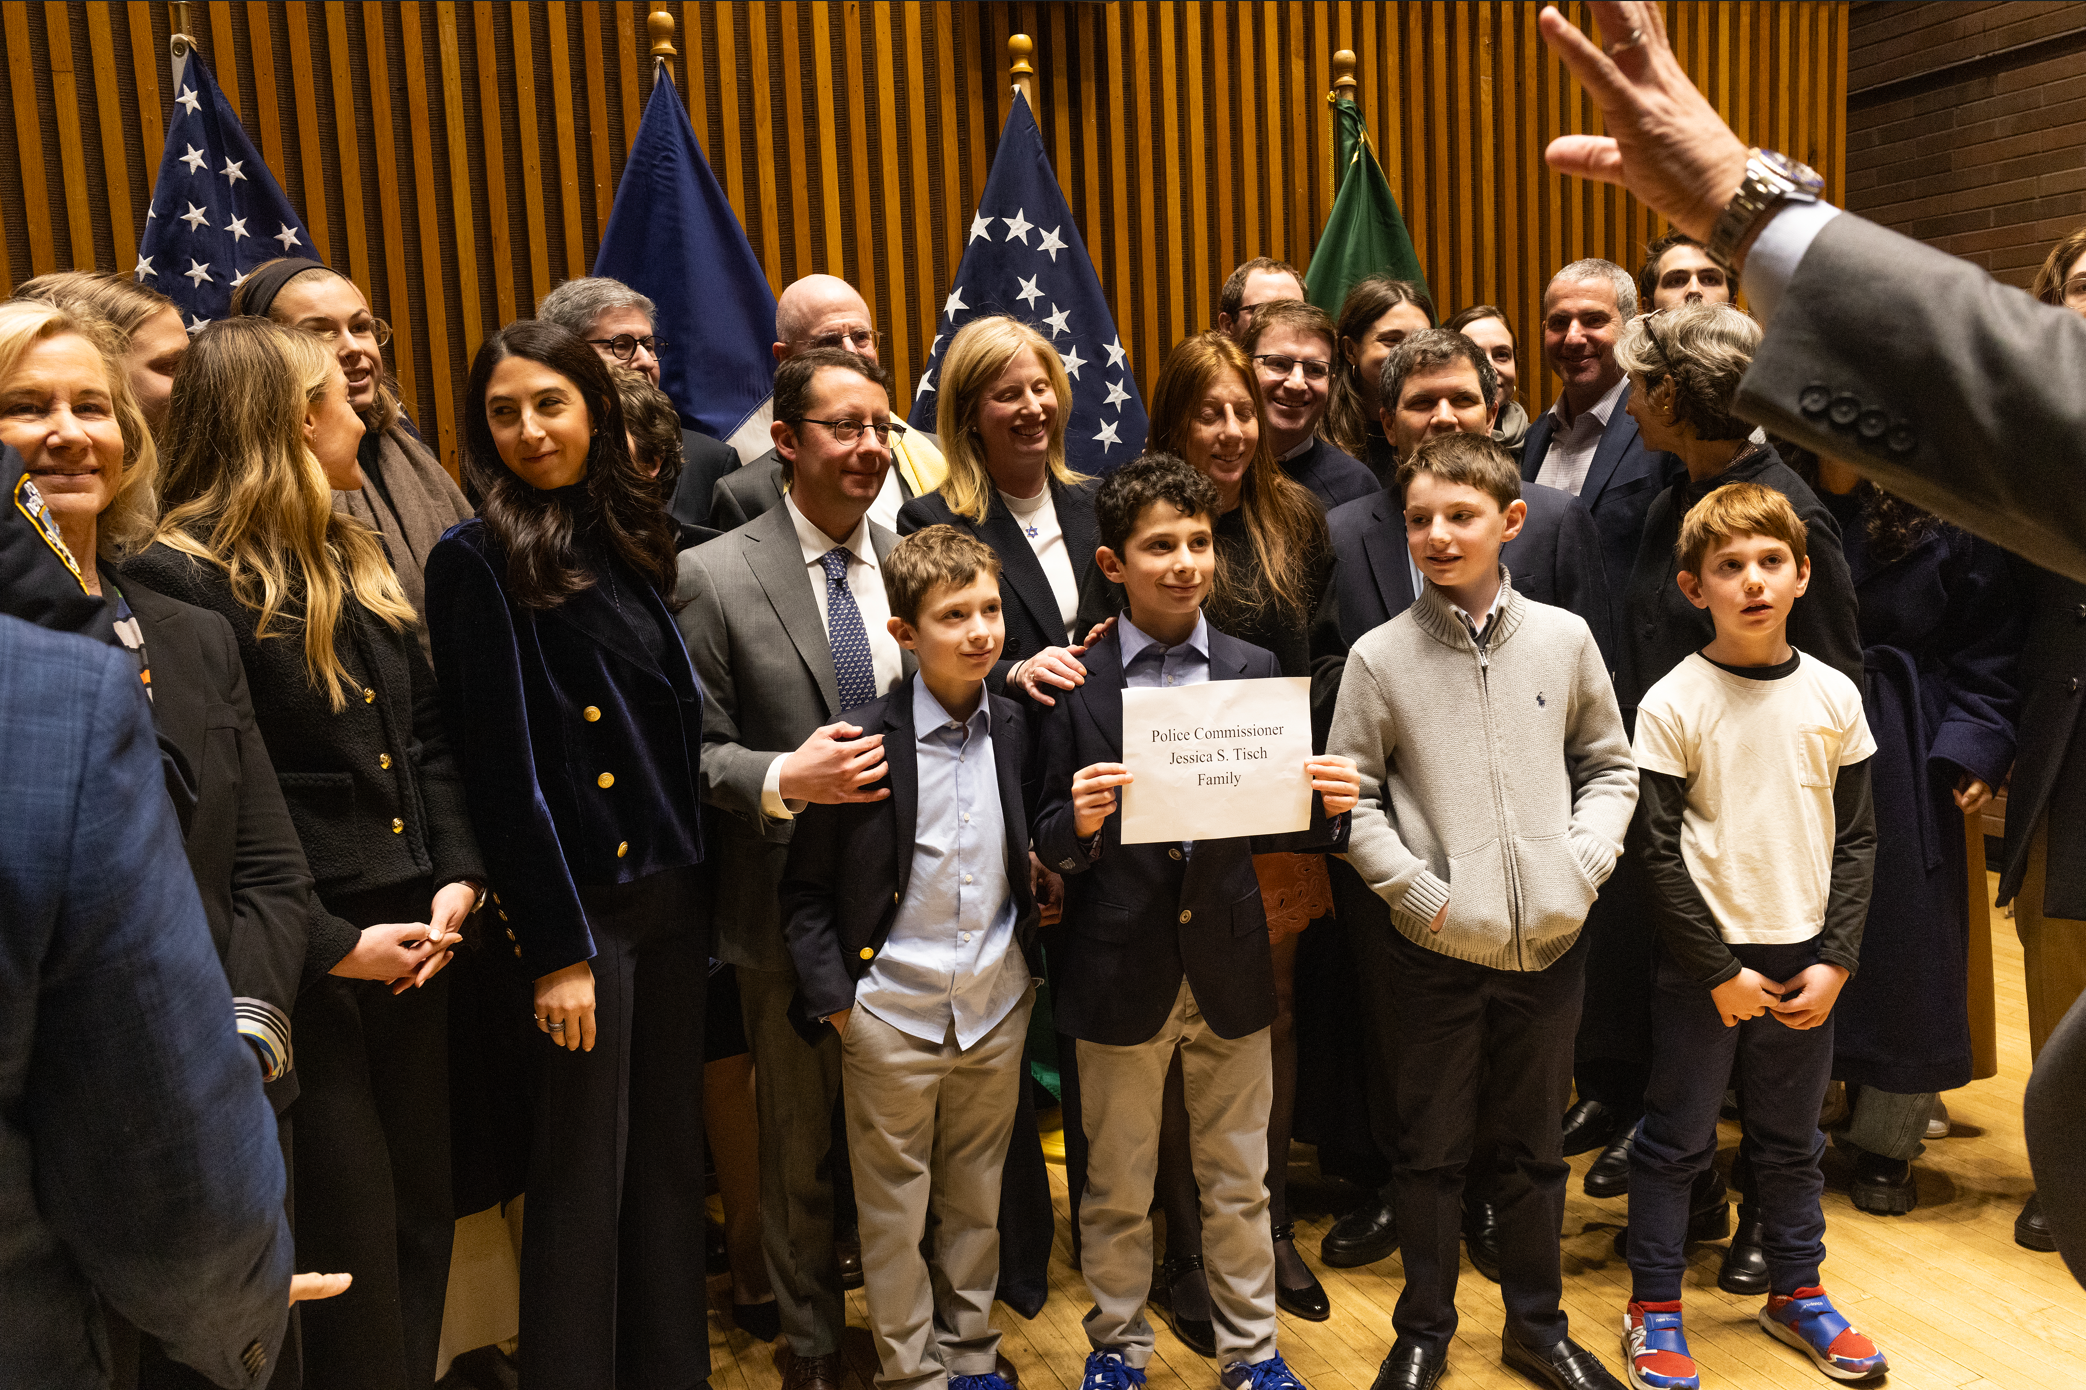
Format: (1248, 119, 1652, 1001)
(1080, 1350, 1146, 1390)
(1220, 1353, 1307, 1390)
(1623, 1301, 1698, 1390)
(1761, 1287, 1888, 1382)
(950, 1376, 1016, 1390)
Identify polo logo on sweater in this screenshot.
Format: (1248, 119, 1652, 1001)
(1537, 692, 1547, 707)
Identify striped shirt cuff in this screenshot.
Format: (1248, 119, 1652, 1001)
(234, 998, 293, 1083)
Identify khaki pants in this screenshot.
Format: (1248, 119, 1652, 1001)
(2019, 819, 2086, 1061)
(842, 988, 1035, 1390)
(1075, 981, 1276, 1368)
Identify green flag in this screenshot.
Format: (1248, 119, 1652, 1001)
(1305, 95, 1427, 317)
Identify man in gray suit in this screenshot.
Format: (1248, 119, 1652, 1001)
(676, 347, 913, 1390)
(711, 274, 942, 535)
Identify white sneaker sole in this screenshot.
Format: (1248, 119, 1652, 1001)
(1622, 1313, 1699, 1390)
(1759, 1310, 1887, 1382)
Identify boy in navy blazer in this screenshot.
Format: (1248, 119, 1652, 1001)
(781, 527, 1041, 1390)
(1033, 455, 1360, 1390)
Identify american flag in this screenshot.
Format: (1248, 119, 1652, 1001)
(134, 48, 313, 332)
(908, 91, 1148, 474)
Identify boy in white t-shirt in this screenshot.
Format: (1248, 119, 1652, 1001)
(1624, 483, 1887, 1389)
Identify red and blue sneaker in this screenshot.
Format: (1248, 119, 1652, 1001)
(1761, 1287, 1888, 1381)
(1623, 1300, 1698, 1390)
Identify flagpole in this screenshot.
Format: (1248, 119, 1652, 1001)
(169, 1, 193, 92)
(649, 8, 676, 91)
(1008, 34, 1035, 108)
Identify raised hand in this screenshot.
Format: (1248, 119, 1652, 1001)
(1071, 761, 1134, 839)
(1306, 754, 1362, 817)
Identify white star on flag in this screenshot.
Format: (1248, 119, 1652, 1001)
(1044, 304, 1071, 337)
(184, 259, 213, 287)
(929, 333, 943, 358)
(179, 202, 210, 231)
(220, 158, 245, 185)
(1037, 226, 1066, 262)
(1061, 345, 1086, 380)
(274, 224, 303, 251)
(231, 267, 250, 288)
(1015, 274, 1043, 307)
(942, 286, 967, 321)
(1093, 419, 1122, 452)
(916, 368, 935, 395)
(179, 145, 207, 174)
(224, 215, 248, 241)
(185, 314, 209, 336)
(1104, 378, 1131, 409)
(135, 255, 155, 280)
(175, 86, 201, 115)
(1001, 209, 1033, 244)
(969, 212, 993, 244)
(1105, 337, 1128, 369)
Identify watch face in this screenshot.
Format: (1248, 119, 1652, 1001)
(1759, 148, 1825, 198)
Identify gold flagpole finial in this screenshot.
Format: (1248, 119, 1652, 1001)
(1009, 34, 1036, 107)
(648, 8, 678, 60)
(1329, 49, 1357, 104)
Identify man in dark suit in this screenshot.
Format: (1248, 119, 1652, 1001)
(711, 274, 944, 534)
(675, 348, 916, 1390)
(1519, 259, 1679, 629)
(0, 615, 296, 1388)
(538, 275, 742, 532)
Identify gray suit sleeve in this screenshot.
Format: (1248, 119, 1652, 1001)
(1737, 212, 2086, 583)
(675, 545, 791, 837)
(709, 473, 752, 533)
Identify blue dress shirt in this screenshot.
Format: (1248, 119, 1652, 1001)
(855, 679, 1027, 1049)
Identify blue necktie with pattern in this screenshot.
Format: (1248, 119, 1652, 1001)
(821, 547, 877, 711)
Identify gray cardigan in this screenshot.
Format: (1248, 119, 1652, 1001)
(1328, 570, 1638, 971)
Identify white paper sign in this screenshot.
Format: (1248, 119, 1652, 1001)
(1118, 676, 1313, 845)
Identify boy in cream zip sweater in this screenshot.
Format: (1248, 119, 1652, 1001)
(1327, 432, 1639, 1390)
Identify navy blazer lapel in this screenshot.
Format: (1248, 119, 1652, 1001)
(1577, 383, 1640, 507)
(1207, 627, 1258, 680)
(976, 496, 1064, 651)
(1059, 480, 1100, 584)
(1082, 627, 1126, 759)
(1358, 493, 1415, 622)
(988, 690, 1030, 879)
(882, 685, 920, 901)
(1520, 408, 1555, 483)
(868, 522, 919, 681)
(743, 504, 844, 715)
(544, 579, 662, 681)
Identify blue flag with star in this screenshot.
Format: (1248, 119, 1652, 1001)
(135, 50, 313, 331)
(910, 92, 1145, 472)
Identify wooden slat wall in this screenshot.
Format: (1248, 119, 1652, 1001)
(0, 2, 1846, 475)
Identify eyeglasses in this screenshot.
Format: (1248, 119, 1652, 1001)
(1640, 310, 1673, 366)
(588, 333, 665, 361)
(796, 416, 894, 445)
(303, 317, 392, 348)
(1252, 352, 1332, 382)
(2063, 277, 2086, 305)
(805, 328, 882, 354)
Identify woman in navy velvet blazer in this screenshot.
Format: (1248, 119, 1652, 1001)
(425, 320, 710, 1388)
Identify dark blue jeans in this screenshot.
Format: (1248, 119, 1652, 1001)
(1629, 937, 1832, 1302)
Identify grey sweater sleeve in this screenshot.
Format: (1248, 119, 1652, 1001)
(1327, 644, 1452, 930)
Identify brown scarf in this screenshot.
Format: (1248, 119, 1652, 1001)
(333, 422, 472, 655)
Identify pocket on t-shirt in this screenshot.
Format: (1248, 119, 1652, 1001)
(1796, 724, 1841, 788)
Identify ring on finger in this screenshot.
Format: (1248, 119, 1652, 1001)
(548, 1020, 566, 1032)
(1606, 27, 1645, 56)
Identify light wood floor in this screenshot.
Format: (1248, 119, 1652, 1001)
(701, 875, 2086, 1390)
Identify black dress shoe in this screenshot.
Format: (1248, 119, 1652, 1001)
(733, 1298, 781, 1342)
(1464, 1198, 1501, 1284)
(1271, 1221, 1331, 1321)
(1582, 1129, 1635, 1199)
(2017, 1192, 2058, 1252)
(1500, 1330, 1625, 1390)
(1560, 1100, 1628, 1158)
(1321, 1194, 1399, 1268)
(1370, 1338, 1446, 1390)
(835, 1233, 864, 1290)
(1609, 1168, 1729, 1258)
(1156, 1254, 1217, 1357)
(1717, 1203, 1769, 1295)
(1848, 1148, 1917, 1215)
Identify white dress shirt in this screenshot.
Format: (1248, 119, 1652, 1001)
(1000, 486, 1081, 642)
(760, 492, 907, 819)
(1741, 200, 1844, 324)
(1533, 373, 1630, 497)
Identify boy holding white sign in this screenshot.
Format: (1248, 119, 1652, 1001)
(1326, 432, 1638, 1390)
(1032, 454, 1360, 1390)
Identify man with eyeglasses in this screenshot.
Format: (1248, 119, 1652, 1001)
(538, 275, 743, 532)
(711, 275, 945, 537)
(1241, 299, 1380, 509)
(675, 347, 912, 1390)
(1217, 256, 1309, 343)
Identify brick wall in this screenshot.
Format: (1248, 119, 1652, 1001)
(1847, 0, 2086, 288)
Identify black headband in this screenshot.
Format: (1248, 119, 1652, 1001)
(236, 257, 335, 319)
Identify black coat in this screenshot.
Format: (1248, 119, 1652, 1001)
(1820, 496, 2022, 1093)
(779, 677, 1042, 1022)
(709, 452, 787, 532)
(669, 427, 742, 533)
(1282, 437, 1379, 511)
(896, 477, 1101, 689)
(425, 520, 708, 981)
(124, 543, 484, 966)
(1032, 625, 1349, 1045)
(1999, 565, 2086, 917)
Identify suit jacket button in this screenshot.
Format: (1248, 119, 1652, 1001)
(1885, 424, 1915, 454)
(364, 686, 377, 704)
(597, 772, 615, 789)
(2071, 677, 2081, 695)
(1856, 408, 1889, 440)
(860, 946, 875, 960)
(583, 705, 602, 722)
(2076, 604, 2086, 623)
(893, 891, 900, 903)
(242, 1340, 267, 1378)
(391, 817, 404, 833)
(617, 840, 629, 857)
(1799, 383, 1832, 416)
(505, 928, 516, 941)
(379, 753, 392, 770)
(1178, 909, 1192, 924)
(513, 945, 523, 958)
(1827, 393, 1860, 426)
(1169, 847, 1182, 861)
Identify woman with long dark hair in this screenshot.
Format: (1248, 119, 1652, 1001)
(1324, 276, 1435, 480)
(425, 320, 710, 1388)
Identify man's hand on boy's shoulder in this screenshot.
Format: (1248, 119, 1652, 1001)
(1709, 968, 1785, 1028)
(779, 721, 890, 805)
(1071, 761, 1134, 840)
(1769, 962, 1849, 1031)
(1307, 755, 1361, 818)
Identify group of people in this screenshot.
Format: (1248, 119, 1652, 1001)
(8, 9, 2086, 1386)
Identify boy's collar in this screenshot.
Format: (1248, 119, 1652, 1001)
(1118, 609, 1210, 664)
(911, 671, 991, 738)
(1410, 566, 1524, 650)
